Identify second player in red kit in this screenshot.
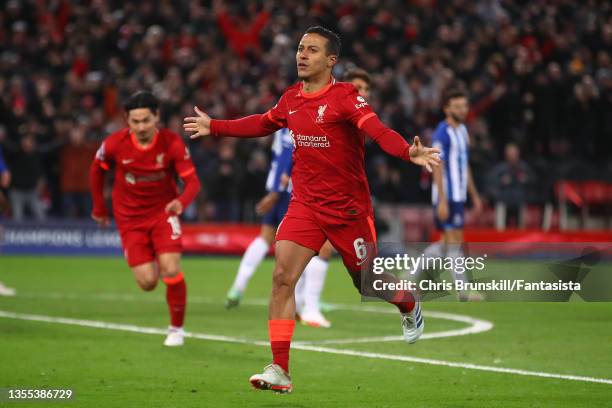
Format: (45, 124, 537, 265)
(91, 91, 200, 347)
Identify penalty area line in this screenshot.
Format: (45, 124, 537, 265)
(0, 309, 611, 386)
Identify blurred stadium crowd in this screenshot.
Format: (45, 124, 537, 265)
(0, 0, 611, 222)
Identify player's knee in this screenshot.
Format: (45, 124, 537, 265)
(138, 278, 158, 291)
(160, 267, 180, 279)
(159, 262, 180, 279)
(272, 263, 296, 291)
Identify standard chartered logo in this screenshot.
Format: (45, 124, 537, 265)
(289, 130, 330, 148)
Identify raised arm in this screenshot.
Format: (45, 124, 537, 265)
(184, 94, 287, 139)
(340, 84, 440, 171)
(210, 114, 281, 138)
(360, 115, 440, 172)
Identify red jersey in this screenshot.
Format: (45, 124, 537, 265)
(91, 128, 197, 227)
(211, 78, 411, 219)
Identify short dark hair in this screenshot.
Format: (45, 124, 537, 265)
(124, 91, 159, 114)
(441, 87, 467, 108)
(304, 26, 341, 56)
(344, 68, 371, 85)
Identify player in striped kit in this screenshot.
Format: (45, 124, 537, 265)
(420, 88, 483, 301)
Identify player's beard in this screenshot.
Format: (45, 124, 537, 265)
(450, 113, 465, 124)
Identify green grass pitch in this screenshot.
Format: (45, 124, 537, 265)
(0, 256, 611, 407)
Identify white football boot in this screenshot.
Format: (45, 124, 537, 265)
(249, 364, 293, 394)
(401, 299, 424, 344)
(299, 309, 331, 328)
(163, 326, 185, 347)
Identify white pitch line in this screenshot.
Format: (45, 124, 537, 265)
(294, 310, 493, 345)
(0, 309, 610, 386)
(12, 291, 494, 343)
(0, 309, 269, 346)
(291, 344, 612, 386)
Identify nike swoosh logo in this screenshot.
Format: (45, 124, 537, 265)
(289, 110, 298, 115)
(122, 159, 134, 164)
(356, 257, 369, 266)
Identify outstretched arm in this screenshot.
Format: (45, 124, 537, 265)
(360, 115, 441, 172)
(183, 107, 282, 139)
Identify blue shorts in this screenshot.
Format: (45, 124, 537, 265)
(434, 201, 465, 231)
(262, 192, 291, 226)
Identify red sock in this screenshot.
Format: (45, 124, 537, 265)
(390, 290, 415, 313)
(163, 272, 186, 328)
(269, 319, 295, 373)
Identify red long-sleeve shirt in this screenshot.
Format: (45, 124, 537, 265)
(90, 128, 200, 227)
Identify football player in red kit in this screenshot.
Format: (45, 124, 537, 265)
(185, 27, 440, 392)
(91, 91, 200, 347)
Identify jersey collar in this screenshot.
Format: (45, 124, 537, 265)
(130, 129, 159, 151)
(299, 76, 336, 99)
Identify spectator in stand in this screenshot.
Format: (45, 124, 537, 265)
(490, 143, 532, 230)
(214, 0, 270, 58)
(209, 143, 243, 221)
(59, 122, 98, 218)
(5, 133, 46, 221)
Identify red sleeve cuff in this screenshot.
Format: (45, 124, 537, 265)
(209, 119, 219, 136)
(403, 145, 411, 162)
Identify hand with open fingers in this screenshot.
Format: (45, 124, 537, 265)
(409, 136, 441, 172)
(165, 199, 183, 215)
(92, 213, 110, 227)
(183, 106, 212, 139)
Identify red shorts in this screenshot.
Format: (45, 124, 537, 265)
(276, 200, 377, 273)
(118, 214, 183, 267)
